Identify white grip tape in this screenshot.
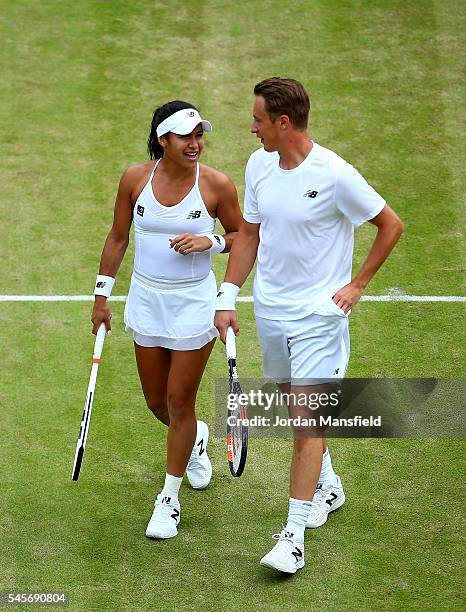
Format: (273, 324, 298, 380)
(226, 326, 236, 359)
(206, 234, 226, 253)
(94, 275, 115, 298)
(94, 323, 107, 359)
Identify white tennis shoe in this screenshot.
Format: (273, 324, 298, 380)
(145, 494, 180, 539)
(306, 476, 345, 528)
(260, 529, 305, 574)
(186, 420, 212, 489)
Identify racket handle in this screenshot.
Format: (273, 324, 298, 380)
(94, 323, 107, 359)
(226, 326, 236, 359)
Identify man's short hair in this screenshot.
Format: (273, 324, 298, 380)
(254, 77, 310, 130)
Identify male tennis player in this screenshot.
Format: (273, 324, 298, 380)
(215, 77, 403, 573)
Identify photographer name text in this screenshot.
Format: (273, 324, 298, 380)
(227, 415, 382, 428)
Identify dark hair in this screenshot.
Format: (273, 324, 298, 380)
(147, 100, 199, 159)
(253, 77, 310, 130)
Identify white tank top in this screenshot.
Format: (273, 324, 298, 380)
(132, 160, 216, 281)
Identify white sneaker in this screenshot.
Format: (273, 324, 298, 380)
(186, 420, 212, 490)
(145, 494, 180, 539)
(260, 529, 305, 574)
(306, 476, 345, 528)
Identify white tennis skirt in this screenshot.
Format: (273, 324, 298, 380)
(124, 270, 219, 350)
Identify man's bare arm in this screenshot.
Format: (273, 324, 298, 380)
(215, 219, 260, 340)
(333, 204, 404, 313)
(224, 219, 260, 286)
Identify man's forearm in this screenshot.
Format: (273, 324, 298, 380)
(353, 220, 403, 289)
(221, 231, 237, 254)
(333, 212, 403, 313)
(224, 225, 259, 288)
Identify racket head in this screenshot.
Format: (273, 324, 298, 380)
(71, 324, 106, 482)
(71, 445, 84, 481)
(226, 359, 248, 477)
(71, 388, 94, 481)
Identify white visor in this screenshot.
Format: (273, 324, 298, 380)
(156, 108, 212, 138)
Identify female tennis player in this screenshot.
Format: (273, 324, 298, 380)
(91, 100, 242, 539)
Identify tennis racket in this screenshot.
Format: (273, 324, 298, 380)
(71, 323, 106, 481)
(226, 326, 248, 477)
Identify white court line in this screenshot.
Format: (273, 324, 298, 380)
(0, 295, 465, 302)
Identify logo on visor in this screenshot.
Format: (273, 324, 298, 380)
(187, 111, 195, 117)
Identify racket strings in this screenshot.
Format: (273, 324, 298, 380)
(226, 350, 248, 476)
(228, 380, 245, 466)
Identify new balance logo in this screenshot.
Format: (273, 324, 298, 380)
(197, 438, 205, 456)
(292, 547, 303, 562)
(326, 492, 338, 506)
(304, 190, 318, 198)
(162, 496, 171, 504)
(96, 281, 106, 288)
(214, 235, 221, 244)
(186, 111, 195, 117)
(171, 508, 180, 520)
(137, 205, 144, 216)
(187, 210, 201, 219)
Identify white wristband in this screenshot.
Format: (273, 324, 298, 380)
(94, 275, 115, 298)
(206, 234, 226, 254)
(216, 282, 240, 311)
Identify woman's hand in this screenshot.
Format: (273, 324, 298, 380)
(91, 296, 112, 334)
(169, 233, 213, 255)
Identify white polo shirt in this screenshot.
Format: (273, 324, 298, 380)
(243, 142, 385, 320)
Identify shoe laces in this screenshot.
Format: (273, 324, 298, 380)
(272, 525, 296, 544)
(187, 445, 206, 470)
(313, 487, 328, 505)
(187, 452, 201, 470)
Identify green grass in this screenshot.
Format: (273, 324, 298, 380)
(1, 303, 465, 610)
(0, 0, 465, 610)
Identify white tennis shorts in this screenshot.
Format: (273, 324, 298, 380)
(124, 270, 218, 350)
(256, 297, 350, 384)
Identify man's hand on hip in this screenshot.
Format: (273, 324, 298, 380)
(332, 282, 365, 314)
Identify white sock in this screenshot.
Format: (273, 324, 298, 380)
(285, 497, 312, 542)
(318, 448, 338, 487)
(160, 473, 183, 501)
